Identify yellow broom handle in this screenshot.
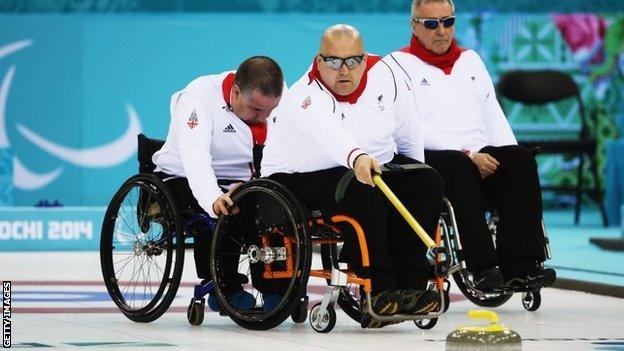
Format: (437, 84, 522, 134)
(373, 174, 436, 248)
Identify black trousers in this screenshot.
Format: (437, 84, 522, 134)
(424, 145, 546, 272)
(270, 154, 442, 293)
(154, 173, 214, 280)
(155, 174, 283, 296)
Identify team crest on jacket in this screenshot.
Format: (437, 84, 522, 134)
(301, 96, 312, 110)
(187, 110, 199, 129)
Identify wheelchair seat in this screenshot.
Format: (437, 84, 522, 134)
(138, 133, 165, 173)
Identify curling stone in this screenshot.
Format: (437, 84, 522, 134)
(446, 310, 522, 351)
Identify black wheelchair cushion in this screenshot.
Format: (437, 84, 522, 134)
(138, 134, 165, 173)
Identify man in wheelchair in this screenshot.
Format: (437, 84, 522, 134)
(151, 56, 285, 310)
(262, 24, 442, 328)
(384, 0, 556, 290)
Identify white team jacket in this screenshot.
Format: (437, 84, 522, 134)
(153, 71, 271, 218)
(261, 56, 423, 177)
(385, 49, 517, 153)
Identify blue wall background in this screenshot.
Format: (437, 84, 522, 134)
(1, 4, 623, 212)
(2, 0, 624, 13)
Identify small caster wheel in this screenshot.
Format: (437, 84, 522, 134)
(443, 279, 451, 312)
(521, 290, 541, 311)
(187, 297, 205, 326)
(415, 317, 438, 330)
(291, 296, 309, 323)
(443, 290, 450, 312)
(309, 302, 336, 333)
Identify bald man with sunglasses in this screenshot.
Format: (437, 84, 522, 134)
(262, 24, 443, 328)
(385, 0, 555, 291)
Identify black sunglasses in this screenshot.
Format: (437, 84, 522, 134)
(319, 53, 365, 70)
(414, 16, 456, 30)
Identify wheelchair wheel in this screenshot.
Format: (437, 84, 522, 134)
(320, 243, 361, 322)
(521, 290, 541, 311)
(187, 298, 205, 326)
(100, 173, 185, 323)
(452, 272, 512, 307)
(210, 179, 312, 330)
(291, 296, 309, 323)
(442, 279, 451, 312)
(309, 302, 337, 333)
(415, 317, 438, 330)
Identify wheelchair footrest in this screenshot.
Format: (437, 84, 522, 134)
(194, 280, 214, 299)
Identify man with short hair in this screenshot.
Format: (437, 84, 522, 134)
(262, 24, 442, 328)
(152, 56, 284, 310)
(385, 0, 555, 290)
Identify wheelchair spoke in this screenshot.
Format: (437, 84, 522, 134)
(114, 254, 138, 279)
(112, 217, 138, 240)
(112, 233, 135, 244)
(120, 190, 137, 220)
(134, 254, 153, 307)
(222, 229, 245, 248)
(130, 254, 147, 307)
(118, 205, 138, 238)
(121, 253, 151, 307)
(113, 223, 138, 244)
(217, 255, 250, 274)
(120, 257, 140, 304)
(215, 251, 243, 256)
(231, 213, 256, 244)
(147, 258, 166, 301)
(121, 254, 143, 298)
(127, 188, 138, 219)
(116, 213, 137, 239)
(144, 255, 157, 303)
(148, 233, 169, 248)
(112, 253, 135, 266)
(141, 256, 149, 304)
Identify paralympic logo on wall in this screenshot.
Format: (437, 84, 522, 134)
(0, 39, 142, 191)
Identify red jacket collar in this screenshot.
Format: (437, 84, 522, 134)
(221, 72, 235, 108)
(307, 54, 382, 104)
(400, 35, 466, 75)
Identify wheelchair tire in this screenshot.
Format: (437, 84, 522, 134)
(100, 173, 185, 323)
(291, 296, 309, 323)
(452, 272, 512, 307)
(187, 298, 205, 326)
(210, 179, 312, 330)
(521, 290, 541, 311)
(443, 288, 450, 313)
(415, 317, 438, 330)
(309, 302, 337, 333)
(320, 244, 361, 323)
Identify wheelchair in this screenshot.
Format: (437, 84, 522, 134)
(210, 174, 450, 332)
(440, 197, 553, 311)
(100, 134, 187, 323)
(100, 134, 451, 331)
